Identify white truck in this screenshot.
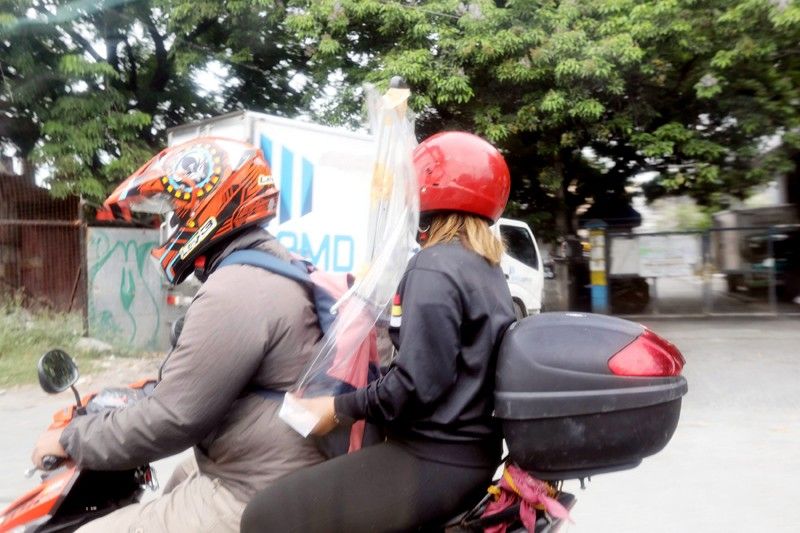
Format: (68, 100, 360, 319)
(167, 111, 544, 316)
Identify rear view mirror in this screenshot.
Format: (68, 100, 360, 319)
(544, 262, 556, 280)
(38, 349, 79, 394)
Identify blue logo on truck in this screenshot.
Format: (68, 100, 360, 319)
(260, 134, 354, 272)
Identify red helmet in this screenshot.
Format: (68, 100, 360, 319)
(103, 138, 278, 284)
(413, 131, 510, 223)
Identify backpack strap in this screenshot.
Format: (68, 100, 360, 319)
(220, 251, 301, 403)
(220, 248, 384, 458)
(249, 387, 286, 402)
(218, 248, 337, 333)
(218, 249, 311, 285)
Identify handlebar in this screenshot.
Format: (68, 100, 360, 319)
(26, 455, 64, 477)
(41, 455, 64, 471)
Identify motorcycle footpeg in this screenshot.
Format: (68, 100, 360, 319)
(135, 466, 159, 491)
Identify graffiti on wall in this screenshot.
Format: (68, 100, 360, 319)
(87, 228, 164, 350)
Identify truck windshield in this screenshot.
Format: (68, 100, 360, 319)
(501, 225, 539, 269)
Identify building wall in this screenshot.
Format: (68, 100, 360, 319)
(87, 227, 167, 350)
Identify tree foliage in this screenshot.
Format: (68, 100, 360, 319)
(286, 0, 800, 236)
(2, 0, 799, 236)
(0, 0, 310, 201)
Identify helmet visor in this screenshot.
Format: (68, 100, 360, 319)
(126, 192, 176, 215)
(159, 211, 181, 247)
(104, 139, 257, 217)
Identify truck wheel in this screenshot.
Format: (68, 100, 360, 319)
(513, 300, 526, 321)
(778, 273, 800, 303)
(727, 274, 743, 293)
(610, 277, 650, 314)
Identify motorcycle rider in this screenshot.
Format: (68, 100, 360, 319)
(241, 131, 517, 532)
(31, 138, 324, 532)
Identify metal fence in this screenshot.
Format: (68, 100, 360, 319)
(0, 174, 86, 316)
(606, 225, 800, 316)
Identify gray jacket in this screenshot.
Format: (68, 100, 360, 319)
(60, 230, 325, 502)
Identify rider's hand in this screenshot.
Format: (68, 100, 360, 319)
(31, 428, 68, 469)
(290, 395, 338, 436)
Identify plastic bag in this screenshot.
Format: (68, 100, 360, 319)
(280, 85, 419, 438)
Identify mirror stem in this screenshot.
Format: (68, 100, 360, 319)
(70, 385, 82, 408)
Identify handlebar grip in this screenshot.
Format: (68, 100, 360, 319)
(41, 455, 63, 470)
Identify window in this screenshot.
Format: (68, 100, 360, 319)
(500, 225, 539, 269)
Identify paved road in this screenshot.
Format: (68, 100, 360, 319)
(563, 317, 800, 532)
(2, 318, 799, 532)
(0, 358, 185, 508)
(634, 275, 799, 315)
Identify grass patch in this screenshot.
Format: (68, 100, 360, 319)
(1, 296, 109, 387)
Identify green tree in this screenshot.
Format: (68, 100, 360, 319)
(0, 1, 65, 183)
(0, 0, 310, 201)
(1, 0, 177, 197)
(286, 0, 800, 238)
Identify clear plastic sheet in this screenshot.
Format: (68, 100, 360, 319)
(280, 86, 419, 435)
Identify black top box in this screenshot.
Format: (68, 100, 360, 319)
(494, 312, 688, 480)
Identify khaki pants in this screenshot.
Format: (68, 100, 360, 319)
(76, 458, 245, 533)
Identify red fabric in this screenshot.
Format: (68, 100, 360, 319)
(482, 464, 573, 533)
(299, 258, 380, 386)
(348, 419, 367, 452)
(298, 258, 380, 453)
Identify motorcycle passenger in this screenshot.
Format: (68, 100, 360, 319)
(241, 131, 517, 533)
(31, 139, 325, 533)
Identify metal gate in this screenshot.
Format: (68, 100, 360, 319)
(606, 225, 800, 316)
(0, 175, 86, 316)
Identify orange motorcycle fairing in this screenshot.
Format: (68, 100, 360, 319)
(0, 463, 79, 532)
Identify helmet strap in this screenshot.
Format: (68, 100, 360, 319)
(416, 223, 431, 244)
(417, 213, 433, 244)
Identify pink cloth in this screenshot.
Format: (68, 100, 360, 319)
(298, 258, 380, 453)
(482, 464, 573, 533)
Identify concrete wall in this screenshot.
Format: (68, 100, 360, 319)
(87, 227, 166, 350)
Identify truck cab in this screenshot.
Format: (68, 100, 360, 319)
(493, 218, 544, 317)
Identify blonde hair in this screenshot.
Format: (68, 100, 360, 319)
(424, 213, 505, 266)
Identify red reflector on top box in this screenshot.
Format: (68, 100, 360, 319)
(608, 329, 685, 377)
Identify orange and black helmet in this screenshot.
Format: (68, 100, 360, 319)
(103, 137, 278, 284)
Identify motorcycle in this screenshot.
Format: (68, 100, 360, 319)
(0, 353, 571, 533)
(1, 312, 687, 533)
(0, 350, 158, 533)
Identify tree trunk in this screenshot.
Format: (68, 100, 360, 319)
(20, 156, 36, 186)
(788, 152, 800, 218)
(553, 155, 572, 237)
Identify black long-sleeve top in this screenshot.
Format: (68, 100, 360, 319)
(335, 241, 516, 467)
